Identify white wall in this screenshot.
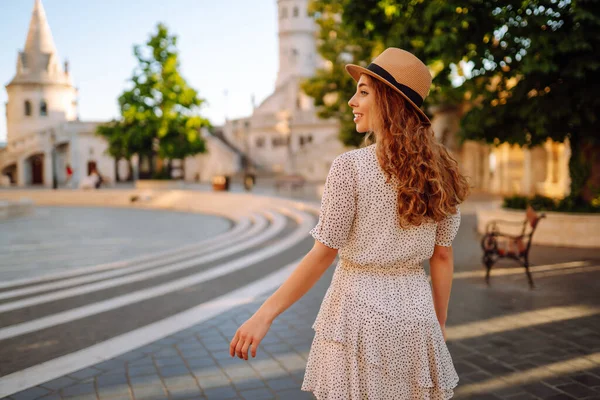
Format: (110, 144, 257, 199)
(6, 84, 77, 144)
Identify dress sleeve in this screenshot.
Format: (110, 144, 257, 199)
(435, 206, 461, 247)
(309, 154, 357, 249)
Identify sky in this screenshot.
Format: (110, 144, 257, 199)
(0, 0, 279, 142)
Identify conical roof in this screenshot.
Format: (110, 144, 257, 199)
(7, 0, 72, 87)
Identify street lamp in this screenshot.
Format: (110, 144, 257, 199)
(50, 131, 58, 189)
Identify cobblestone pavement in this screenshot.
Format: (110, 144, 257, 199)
(1, 201, 600, 399)
(0, 206, 232, 282)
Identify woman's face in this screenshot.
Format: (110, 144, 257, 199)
(348, 74, 376, 133)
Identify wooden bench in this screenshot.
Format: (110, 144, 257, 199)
(481, 206, 546, 288)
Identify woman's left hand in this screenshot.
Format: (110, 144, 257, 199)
(229, 313, 272, 360)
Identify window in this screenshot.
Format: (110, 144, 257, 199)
(24, 100, 32, 116)
(40, 100, 48, 116)
(271, 137, 288, 147)
(307, 134, 313, 143)
(256, 137, 265, 148)
(300, 136, 305, 146)
(293, 6, 299, 17)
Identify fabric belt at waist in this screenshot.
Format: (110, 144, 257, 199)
(338, 258, 425, 277)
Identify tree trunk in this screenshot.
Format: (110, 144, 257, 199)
(567, 133, 593, 203)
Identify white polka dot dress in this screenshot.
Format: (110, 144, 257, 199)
(301, 143, 460, 399)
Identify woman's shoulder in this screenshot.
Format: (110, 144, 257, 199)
(334, 144, 375, 165)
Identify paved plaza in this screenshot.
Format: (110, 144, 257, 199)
(0, 191, 599, 400)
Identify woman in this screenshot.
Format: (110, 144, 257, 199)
(229, 48, 470, 399)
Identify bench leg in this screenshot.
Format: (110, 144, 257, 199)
(483, 254, 493, 286)
(524, 256, 535, 289)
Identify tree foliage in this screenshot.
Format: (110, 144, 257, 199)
(96, 23, 209, 176)
(303, 0, 600, 201)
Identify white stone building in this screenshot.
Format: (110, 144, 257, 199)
(216, 0, 350, 182)
(0, 0, 241, 188)
(0, 0, 117, 188)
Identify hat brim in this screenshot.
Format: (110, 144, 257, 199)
(345, 64, 431, 125)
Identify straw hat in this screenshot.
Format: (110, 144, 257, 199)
(345, 48, 432, 124)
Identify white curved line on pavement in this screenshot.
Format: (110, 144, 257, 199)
(0, 215, 261, 300)
(0, 211, 276, 314)
(0, 256, 307, 398)
(0, 216, 252, 290)
(0, 208, 314, 340)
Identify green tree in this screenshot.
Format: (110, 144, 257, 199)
(97, 23, 209, 178)
(303, 0, 600, 204)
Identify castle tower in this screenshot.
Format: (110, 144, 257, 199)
(275, 0, 319, 88)
(5, 0, 77, 144)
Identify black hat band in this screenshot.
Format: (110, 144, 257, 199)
(367, 63, 424, 107)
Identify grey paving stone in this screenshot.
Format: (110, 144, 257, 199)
(466, 394, 502, 400)
(61, 383, 96, 397)
(194, 372, 232, 390)
(460, 370, 494, 384)
(11, 387, 52, 400)
(223, 365, 261, 381)
(262, 344, 293, 355)
(37, 394, 62, 400)
(94, 360, 127, 372)
(162, 376, 198, 391)
(154, 348, 180, 358)
(239, 388, 275, 400)
(543, 375, 577, 387)
(116, 352, 146, 362)
(96, 383, 130, 400)
(265, 377, 298, 391)
(39, 376, 79, 391)
(167, 389, 202, 400)
(165, 383, 202, 400)
(130, 384, 166, 400)
(202, 386, 238, 400)
(555, 382, 598, 398)
(521, 382, 563, 397)
(129, 374, 163, 387)
(185, 358, 217, 369)
(543, 394, 578, 400)
(128, 365, 159, 377)
(569, 373, 600, 387)
(154, 357, 185, 368)
(68, 368, 103, 380)
(128, 357, 155, 367)
(154, 338, 180, 346)
(60, 394, 98, 400)
(233, 379, 267, 391)
(96, 373, 128, 387)
(201, 342, 230, 352)
(157, 365, 190, 378)
(274, 388, 314, 399)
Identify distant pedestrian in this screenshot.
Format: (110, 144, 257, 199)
(229, 48, 470, 399)
(65, 164, 73, 187)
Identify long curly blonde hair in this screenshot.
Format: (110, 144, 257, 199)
(363, 76, 470, 227)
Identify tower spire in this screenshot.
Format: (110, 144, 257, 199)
(24, 0, 58, 56)
(7, 0, 71, 86)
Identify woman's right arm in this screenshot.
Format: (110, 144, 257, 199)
(429, 245, 454, 335)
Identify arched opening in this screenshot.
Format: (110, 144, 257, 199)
(25, 153, 45, 185)
(24, 100, 32, 116)
(293, 6, 299, 17)
(40, 100, 48, 116)
(1, 163, 17, 185)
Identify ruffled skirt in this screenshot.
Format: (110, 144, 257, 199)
(301, 261, 459, 399)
